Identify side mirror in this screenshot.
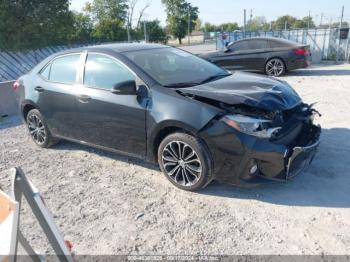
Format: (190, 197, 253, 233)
(224, 47, 232, 53)
(111, 80, 137, 95)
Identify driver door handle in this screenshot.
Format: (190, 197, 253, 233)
(77, 94, 91, 103)
(34, 86, 45, 92)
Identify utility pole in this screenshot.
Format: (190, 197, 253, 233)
(127, 24, 131, 43)
(320, 13, 324, 27)
(308, 10, 311, 29)
(143, 20, 147, 42)
(249, 9, 253, 31)
(243, 9, 247, 35)
(285, 20, 288, 30)
(187, 7, 191, 45)
(336, 5, 344, 62)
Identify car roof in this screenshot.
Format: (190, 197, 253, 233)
(58, 43, 167, 55)
(235, 37, 298, 46)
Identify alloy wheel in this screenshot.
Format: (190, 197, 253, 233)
(266, 59, 284, 76)
(27, 114, 46, 145)
(161, 141, 202, 187)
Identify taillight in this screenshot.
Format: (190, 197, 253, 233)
(12, 80, 20, 91)
(294, 48, 309, 56)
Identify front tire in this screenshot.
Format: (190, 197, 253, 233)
(158, 132, 214, 191)
(26, 109, 59, 148)
(265, 58, 286, 77)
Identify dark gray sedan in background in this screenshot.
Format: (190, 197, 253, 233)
(200, 37, 312, 76)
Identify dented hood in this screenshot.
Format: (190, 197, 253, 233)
(178, 72, 301, 111)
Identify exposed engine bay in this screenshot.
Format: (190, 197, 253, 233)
(178, 89, 321, 148)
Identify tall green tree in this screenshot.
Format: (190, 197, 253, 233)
(69, 12, 94, 43)
(202, 22, 218, 32)
(84, 0, 128, 22)
(272, 15, 315, 29)
(273, 15, 297, 30)
(220, 22, 239, 32)
(194, 18, 202, 31)
(294, 16, 315, 29)
(202, 22, 239, 32)
(162, 0, 199, 44)
(92, 19, 127, 42)
(0, 0, 73, 51)
(84, 0, 129, 42)
(247, 16, 270, 31)
(137, 20, 168, 43)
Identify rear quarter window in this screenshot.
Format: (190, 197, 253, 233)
(246, 40, 268, 49)
(269, 39, 295, 48)
(39, 64, 51, 80)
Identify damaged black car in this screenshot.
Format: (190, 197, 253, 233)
(17, 44, 321, 191)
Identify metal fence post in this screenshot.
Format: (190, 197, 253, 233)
(322, 29, 327, 60)
(296, 29, 299, 43)
(314, 28, 317, 51)
(346, 33, 350, 63)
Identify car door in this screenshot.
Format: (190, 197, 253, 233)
(212, 40, 250, 70)
(35, 53, 83, 139)
(240, 39, 270, 70)
(76, 52, 148, 158)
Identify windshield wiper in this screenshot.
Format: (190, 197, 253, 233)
(163, 73, 231, 88)
(199, 73, 231, 85)
(163, 82, 200, 88)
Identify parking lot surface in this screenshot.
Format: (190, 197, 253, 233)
(0, 64, 350, 255)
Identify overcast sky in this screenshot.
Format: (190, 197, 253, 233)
(70, 0, 349, 26)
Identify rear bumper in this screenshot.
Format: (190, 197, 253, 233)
(286, 55, 312, 71)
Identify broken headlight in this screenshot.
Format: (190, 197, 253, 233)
(221, 115, 281, 139)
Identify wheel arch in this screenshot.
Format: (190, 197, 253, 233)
(21, 100, 38, 120)
(147, 120, 200, 163)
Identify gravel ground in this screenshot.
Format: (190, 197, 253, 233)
(1, 64, 350, 256)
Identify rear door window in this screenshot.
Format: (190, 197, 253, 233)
(269, 41, 283, 48)
(49, 54, 81, 84)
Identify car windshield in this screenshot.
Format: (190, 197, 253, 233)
(124, 47, 230, 87)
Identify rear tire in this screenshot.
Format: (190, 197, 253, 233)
(265, 58, 286, 77)
(26, 109, 59, 148)
(158, 132, 214, 191)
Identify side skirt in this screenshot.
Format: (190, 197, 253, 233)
(53, 134, 151, 163)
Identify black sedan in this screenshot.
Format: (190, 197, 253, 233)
(16, 43, 320, 191)
(200, 37, 312, 76)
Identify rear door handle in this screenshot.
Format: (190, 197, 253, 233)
(34, 86, 45, 92)
(77, 94, 91, 103)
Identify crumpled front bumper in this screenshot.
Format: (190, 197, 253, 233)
(286, 137, 320, 179)
(257, 124, 321, 182)
(199, 120, 321, 185)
